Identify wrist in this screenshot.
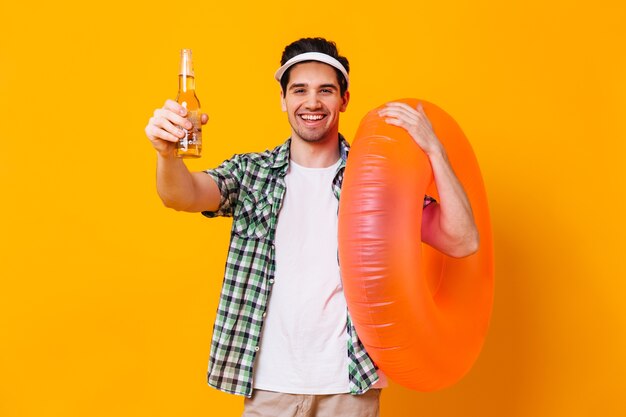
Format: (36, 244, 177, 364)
(157, 149, 182, 165)
(425, 144, 447, 161)
(156, 144, 179, 159)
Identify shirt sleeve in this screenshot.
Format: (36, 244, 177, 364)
(423, 195, 437, 208)
(201, 154, 244, 218)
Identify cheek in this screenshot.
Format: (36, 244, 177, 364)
(330, 99, 345, 112)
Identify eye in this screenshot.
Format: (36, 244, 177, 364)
(320, 88, 333, 94)
(293, 88, 306, 94)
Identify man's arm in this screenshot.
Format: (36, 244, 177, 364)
(145, 99, 220, 212)
(378, 102, 479, 258)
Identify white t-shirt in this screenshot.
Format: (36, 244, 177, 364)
(252, 158, 350, 394)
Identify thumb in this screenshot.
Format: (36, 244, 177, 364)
(416, 101, 425, 115)
(201, 113, 209, 125)
(416, 102, 433, 128)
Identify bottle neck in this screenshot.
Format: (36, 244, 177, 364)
(178, 49, 195, 93)
(178, 74, 196, 93)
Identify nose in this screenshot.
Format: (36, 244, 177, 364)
(304, 92, 322, 109)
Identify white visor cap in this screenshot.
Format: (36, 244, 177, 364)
(274, 52, 349, 89)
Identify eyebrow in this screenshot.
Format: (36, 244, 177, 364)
(288, 83, 339, 90)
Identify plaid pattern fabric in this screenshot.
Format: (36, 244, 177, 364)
(202, 135, 435, 397)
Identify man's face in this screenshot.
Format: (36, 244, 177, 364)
(281, 62, 349, 144)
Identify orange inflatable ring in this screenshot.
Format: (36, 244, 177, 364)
(338, 98, 494, 391)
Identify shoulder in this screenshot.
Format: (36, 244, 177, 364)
(228, 139, 290, 170)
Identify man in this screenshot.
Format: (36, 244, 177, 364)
(145, 37, 478, 417)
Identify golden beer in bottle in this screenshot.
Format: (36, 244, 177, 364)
(176, 49, 202, 158)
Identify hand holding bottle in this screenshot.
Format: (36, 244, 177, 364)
(145, 99, 209, 159)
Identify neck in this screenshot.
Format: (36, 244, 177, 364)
(290, 134, 341, 168)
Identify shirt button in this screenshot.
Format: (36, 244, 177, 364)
(269, 279, 274, 284)
(262, 312, 267, 318)
(254, 346, 260, 352)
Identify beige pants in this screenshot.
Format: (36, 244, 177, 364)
(242, 389, 381, 417)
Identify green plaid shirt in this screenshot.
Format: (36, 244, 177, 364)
(202, 135, 434, 397)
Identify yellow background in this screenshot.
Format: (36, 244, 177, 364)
(1, 0, 624, 416)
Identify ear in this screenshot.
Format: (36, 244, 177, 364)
(340, 90, 350, 112)
(280, 90, 286, 112)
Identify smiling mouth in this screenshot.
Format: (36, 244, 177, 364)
(299, 114, 326, 121)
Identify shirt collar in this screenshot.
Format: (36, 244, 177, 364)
(268, 134, 350, 174)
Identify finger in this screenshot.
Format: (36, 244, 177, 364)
(163, 99, 187, 116)
(378, 107, 419, 124)
(383, 102, 432, 130)
(151, 116, 187, 141)
(382, 117, 408, 129)
(381, 103, 419, 120)
(146, 123, 181, 143)
(201, 113, 209, 125)
(416, 102, 428, 119)
(383, 117, 427, 147)
(154, 108, 193, 130)
(415, 102, 433, 128)
(386, 102, 434, 128)
(147, 121, 182, 143)
(384, 102, 419, 116)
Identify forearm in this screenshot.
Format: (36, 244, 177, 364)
(156, 154, 199, 211)
(426, 149, 479, 256)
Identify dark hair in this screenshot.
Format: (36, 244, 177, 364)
(279, 37, 350, 97)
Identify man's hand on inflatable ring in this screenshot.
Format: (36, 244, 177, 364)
(378, 102, 444, 156)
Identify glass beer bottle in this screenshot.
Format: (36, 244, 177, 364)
(176, 49, 202, 158)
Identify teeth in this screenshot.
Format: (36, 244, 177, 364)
(301, 114, 324, 121)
